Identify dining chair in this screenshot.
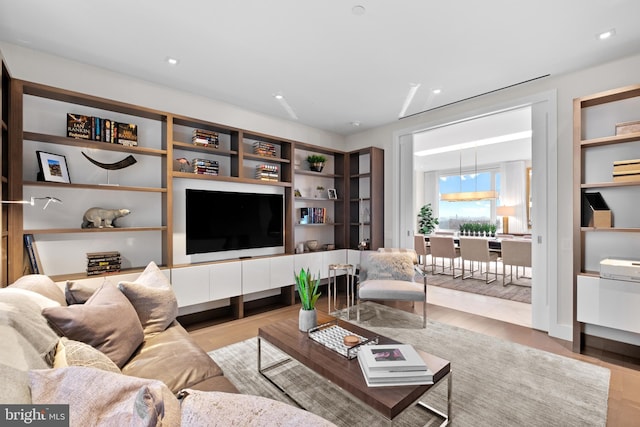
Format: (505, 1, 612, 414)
(459, 237, 499, 284)
(414, 234, 429, 268)
(501, 239, 532, 286)
(429, 235, 461, 278)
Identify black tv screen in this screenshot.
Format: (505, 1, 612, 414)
(186, 189, 284, 254)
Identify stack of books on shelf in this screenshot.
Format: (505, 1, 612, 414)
(256, 164, 279, 181)
(300, 207, 326, 224)
(191, 158, 219, 176)
(66, 113, 137, 146)
(86, 251, 121, 276)
(612, 158, 640, 183)
(192, 129, 219, 148)
(357, 344, 433, 387)
(254, 141, 276, 157)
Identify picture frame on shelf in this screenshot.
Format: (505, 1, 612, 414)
(36, 151, 71, 183)
(328, 188, 337, 199)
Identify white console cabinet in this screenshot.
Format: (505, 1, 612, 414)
(171, 262, 242, 307)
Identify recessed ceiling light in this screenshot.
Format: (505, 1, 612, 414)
(352, 5, 366, 15)
(166, 57, 179, 65)
(350, 121, 361, 127)
(273, 93, 298, 120)
(432, 88, 442, 95)
(597, 29, 616, 40)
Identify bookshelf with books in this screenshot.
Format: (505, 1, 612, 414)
(8, 80, 169, 281)
(348, 147, 384, 250)
(573, 84, 640, 353)
(293, 145, 347, 252)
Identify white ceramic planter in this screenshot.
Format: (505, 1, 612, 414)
(299, 308, 317, 332)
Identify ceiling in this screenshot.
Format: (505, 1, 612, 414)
(1, 1, 640, 136)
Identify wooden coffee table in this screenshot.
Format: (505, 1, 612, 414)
(257, 313, 452, 425)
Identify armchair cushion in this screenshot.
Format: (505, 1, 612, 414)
(359, 279, 425, 301)
(361, 252, 415, 282)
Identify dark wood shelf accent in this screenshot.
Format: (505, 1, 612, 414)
(294, 169, 343, 178)
(23, 181, 167, 193)
(172, 171, 291, 187)
(243, 153, 290, 163)
(24, 132, 166, 156)
(25, 226, 166, 234)
(172, 140, 237, 156)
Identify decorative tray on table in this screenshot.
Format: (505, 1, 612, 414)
(307, 320, 379, 359)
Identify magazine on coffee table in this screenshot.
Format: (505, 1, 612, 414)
(358, 344, 428, 372)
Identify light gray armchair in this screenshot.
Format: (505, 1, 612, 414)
(356, 248, 427, 328)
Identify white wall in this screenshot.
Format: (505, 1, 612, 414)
(0, 43, 346, 150)
(345, 51, 640, 341)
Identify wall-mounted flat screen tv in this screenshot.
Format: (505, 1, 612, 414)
(186, 189, 284, 255)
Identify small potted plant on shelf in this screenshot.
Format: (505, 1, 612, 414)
(295, 268, 321, 332)
(316, 185, 325, 198)
(417, 203, 439, 235)
(307, 154, 326, 172)
(489, 224, 497, 237)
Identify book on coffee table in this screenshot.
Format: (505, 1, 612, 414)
(358, 356, 433, 387)
(358, 344, 433, 387)
(358, 344, 428, 372)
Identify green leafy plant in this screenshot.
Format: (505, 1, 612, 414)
(489, 224, 497, 235)
(417, 203, 439, 234)
(307, 154, 326, 164)
(294, 268, 321, 310)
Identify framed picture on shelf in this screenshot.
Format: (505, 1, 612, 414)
(36, 151, 71, 183)
(327, 188, 337, 199)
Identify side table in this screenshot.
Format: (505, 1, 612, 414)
(328, 263, 354, 317)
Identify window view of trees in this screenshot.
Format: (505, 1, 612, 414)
(438, 170, 501, 230)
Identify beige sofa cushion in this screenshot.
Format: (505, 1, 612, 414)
(123, 322, 223, 393)
(53, 337, 121, 373)
(118, 261, 178, 335)
(180, 390, 335, 427)
(29, 366, 180, 427)
(42, 283, 144, 368)
(0, 363, 31, 404)
(10, 274, 66, 306)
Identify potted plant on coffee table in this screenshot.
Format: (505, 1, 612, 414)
(295, 268, 321, 332)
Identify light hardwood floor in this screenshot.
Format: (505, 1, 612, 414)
(186, 285, 640, 426)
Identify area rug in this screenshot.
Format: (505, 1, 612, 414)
(209, 302, 609, 427)
(425, 270, 531, 303)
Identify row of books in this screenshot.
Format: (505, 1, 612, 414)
(300, 207, 326, 224)
(66, 113, 138, 146)
(192, 158, 219, 176)
(357, 344, 433, 387)
(256, 164, 279, 181)
(254, 141, 276, 157)
(193, 129, 219, 148)
(612, 158, 640, 183)
(87, 251, 121, 276)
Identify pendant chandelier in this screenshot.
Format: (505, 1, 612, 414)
(440, 149, 498, 202)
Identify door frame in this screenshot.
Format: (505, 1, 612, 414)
(391, 90, 558, 335)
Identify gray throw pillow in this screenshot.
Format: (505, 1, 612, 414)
(42, 283, 144, 368)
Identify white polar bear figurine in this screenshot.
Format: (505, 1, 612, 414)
(81, 207, 131, 229)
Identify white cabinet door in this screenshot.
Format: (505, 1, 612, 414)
(241, 258, 271, 294)
(171, 264, 210, 307)
(210, 262, 242, 300)
(270, 255, 295, 289)
(294, 252, 323, 279)
(347, 249, 362, 268)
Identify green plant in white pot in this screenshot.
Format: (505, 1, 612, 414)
(295, 268, 321, 332)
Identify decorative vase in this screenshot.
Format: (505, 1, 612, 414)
(310, 162, 324, 172)
(299, 308, 317, 332)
